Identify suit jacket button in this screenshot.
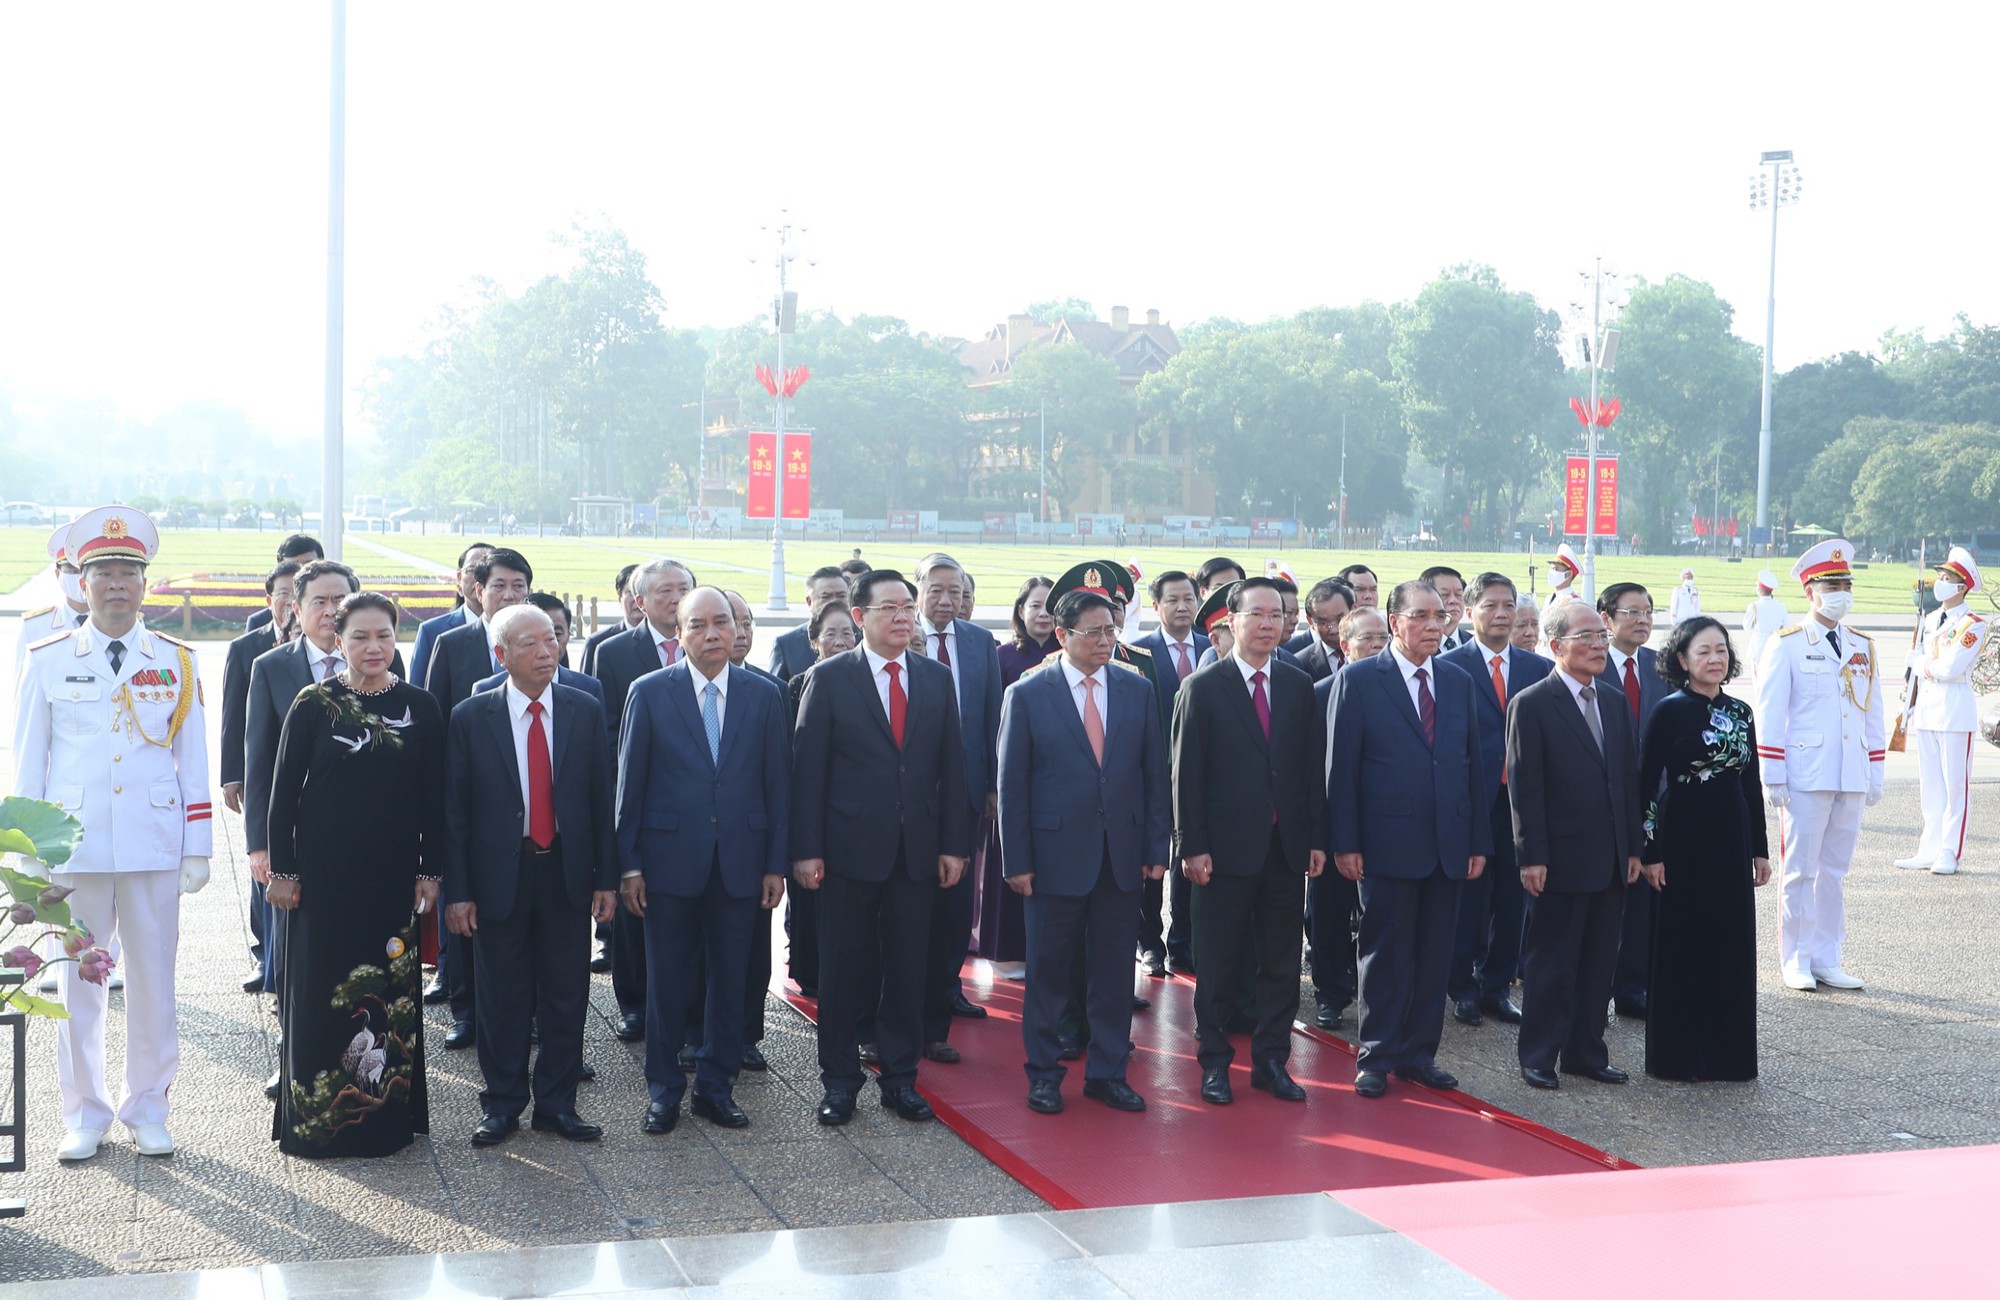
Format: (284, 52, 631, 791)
(114, 785, 122, 794)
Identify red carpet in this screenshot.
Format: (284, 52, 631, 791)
(779, 961, 1631, 1210)
(1338, 1144, 2000, 1297)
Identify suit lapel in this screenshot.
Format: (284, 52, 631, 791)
(849, 649, 898, 748)
(715, 666, 743, 769)
(486, 691, 524, 806)
(1047, 665, 1099, 765)
(1550, 677, 1607, 769)
(1374, 654, 1430, 747)
(1097, 670, 1125, 765)
(549, 685, 575, 783)
(1220, 663, 1271, 751)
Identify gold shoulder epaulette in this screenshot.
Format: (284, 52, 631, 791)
(151, 630, 190, 649)
(21, 605, 54, 621)
(26, 629, 75, 652)
(1847, 628, 1873, 642)
(1777, 625, 1805, 638)
(1109, 657, 1145, 676)
(1018, 657, 1058, 680)
(1121, 641, 1153, 661)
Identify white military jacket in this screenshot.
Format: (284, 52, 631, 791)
(1753, 618, 1885, 795)
(1907, 604, 1989, 734)
(12, 620, 212, 873)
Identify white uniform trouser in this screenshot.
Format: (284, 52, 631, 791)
(1778, 790, 1862, 978)
(1913, 729, 1973, 866)
(53, 869, 181, 1133)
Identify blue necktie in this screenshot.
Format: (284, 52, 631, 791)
(701, 681, 721, 766)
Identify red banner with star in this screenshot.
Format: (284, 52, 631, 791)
(745, 430, 777, 519)
(1562, 456, 1619, 536)
(781, 432, 813, 520)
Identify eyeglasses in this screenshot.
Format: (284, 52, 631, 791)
(1065, 624, 1119, 641)
(1611, 606, 1652, 618)
(1558, 631, 1611, 645)
(861, 602, 917, 616)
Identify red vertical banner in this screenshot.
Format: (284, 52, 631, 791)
(1593, 457, 1619, 536)
(745, 430, 777, 519)
(781, 431, 813, 520)
(1563, 456, 1619, 536)
(1562, 457, 1589, 535)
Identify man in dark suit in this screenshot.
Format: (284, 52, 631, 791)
(242, 534, 322, 633)
(1173, 577, 1325, 1106)
(914, 555, 1002, 1059)
(767, 565, 850, 683)
(1507, 601, 1643, 1090)
(1000, 588, 1171, 1115)
(1421, 565, 1473, 652)
(1596, 581, 1667, 1018)
(1194, 556, 1246, 597)
(1305, 605, 1389, 1030)
(424, 547, 536, 1047)
(1338, 563, 1379, 610)
(1288, 577, 1354, 680)
(1128, 569, 1207, 974)
(220, 560, 297, 993)
(1326, 579, 1487, 1100)
(444, 605, 618, 1147)
(1441, 572, 1552, 1027)
(616, 589, 790, 1133)
(790, 570, 971, 1126)
(590, 557, 697, 1043)
(578, 563, 642, 678)
(410, 541, 492, 688)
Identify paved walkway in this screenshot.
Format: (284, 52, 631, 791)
(1, 634, 1995, 1281)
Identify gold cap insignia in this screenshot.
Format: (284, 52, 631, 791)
(1084, 567, 1101, 589)
(1831, 548, 1843, 561)
(104, 517, 129, 539)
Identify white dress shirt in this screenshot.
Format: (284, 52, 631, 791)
(863, 645, 910, 726)
(505, 678, 557, 838)
(1388, 643, 1434, 715)
(1606, 645, 1640, 691)
(304, 638, 344, 682)
(1555, 666, 1602, 732)
(927, 620, 962, 711)
(1058, 657, 1109, 737)
(1162, 634, 1200, 681)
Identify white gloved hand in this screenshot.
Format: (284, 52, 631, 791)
(1764, 784, 1791, 810)
(1865, 784, 1884, 808)
(179, 856, 210, 895)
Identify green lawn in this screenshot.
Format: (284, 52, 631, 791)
(4, 526, 1937, 616)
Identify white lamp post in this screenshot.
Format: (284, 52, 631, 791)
(1750, 150, 1802, 554)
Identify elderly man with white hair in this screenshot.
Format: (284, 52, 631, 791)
(444, 603, 619, 1147)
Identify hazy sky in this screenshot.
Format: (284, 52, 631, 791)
(2, 2, 1994, 445)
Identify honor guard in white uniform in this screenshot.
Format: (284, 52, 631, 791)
(1753, 539, 1883, 992)
(1669, 568, 1702, 626)
(1895, 547, 1987, 876)
(1539, 544, 1582, 660)
(12, 520, 88, 684)
(1742, 570, 1789, 672)
(11, 506, 212, 1162)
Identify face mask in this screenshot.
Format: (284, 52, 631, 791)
(1816, 591, 1853, 621)
(59, 571, 86, 606)
(1934, 579, 1964, 602)
(1549, 568, 1567, 586)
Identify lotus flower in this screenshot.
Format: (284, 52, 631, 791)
(76, 948, 114, 986)
(8, 902, 35, 925)
(62, 927, 95, 957)
(2, 945, 40, 980)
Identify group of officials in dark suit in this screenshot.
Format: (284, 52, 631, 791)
(217, 535, 1681, 1143)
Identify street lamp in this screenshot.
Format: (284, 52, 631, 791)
(755, 214, 809, 610)
(1579, 257, 1620, 601)
(1749, 149, 1802, 554)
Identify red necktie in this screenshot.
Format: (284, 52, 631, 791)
(660, 638, 680, 667)
(1251, 670, 1271, 740)
(1489, 655, 1507, 709)
(1415, 667, 1435, 745)
(1174, 642, 1192, 681)
(526, 700, 554, 849)
(1622, 656, 1640, 726)
(885, 661, 906, 749)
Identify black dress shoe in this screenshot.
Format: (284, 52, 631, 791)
(1026, 1079, 1064, 1114)
(1395, 1063, 1460, 1091)
(471, 1114, 518, 1146)
(263, 1071, 281, 1100)
(881, 1086, 934, 1122)
(529, 1110, 603, 1142)
(1199, 1065, 1233, 1105)
(858, 1042, 880, 1065)
(1613, 994, 1648, 1019)
(691, 1093, 750, 1128)
(817, 1090, 856, 1126)
(677, 1045, 697, 1072)
(613, 1013, 645, 1043)
(589, 950, 611, 974)
(741, 1044, 768, 1071)
(1452, 998, 1485, 1026)
(949, 994, 989, 1019)
(1055, 1035, 1083, 1061)
(1562, 1063, 1630, 1084)
(1521, 1067, 1561, 1090)
(922, 1040, 961, 1064)
(443, 1021, 476, 1050)
(1480, 997, 1524, 1025)
(579, 1061, 596, 1082)
(1139, 950, 1168, 978)
(242, 967, 268, 993)
(1313, 1004, 1347, 1030)
(1082, 1078, 1147, 1111)
(1251, 1061, 1307, 1102)
(422, 979, 448, 1006)
(642, 1102, 678, 1134)
(1166, 951, 1195, 977)
(1131, 993, 1151, 1012)
(1353, 1070, 1389, 1099)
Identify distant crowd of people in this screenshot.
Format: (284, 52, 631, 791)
(12, 508, 1986, 1163)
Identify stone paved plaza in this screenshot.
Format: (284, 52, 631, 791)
(2, 634, 1996, 1283)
